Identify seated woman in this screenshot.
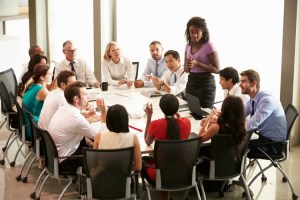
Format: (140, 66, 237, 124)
(22, 64, 51, 138)
(197, 95, 246, 174)
(102, 41, 134, 87)
(93, 104, 142, 171)
(142, 94, 191, 187)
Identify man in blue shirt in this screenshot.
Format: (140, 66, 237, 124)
(134, 41, 167, 88)
(239, 69, 287, 154)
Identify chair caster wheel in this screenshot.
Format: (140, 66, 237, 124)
(2, 147, 6, 152)
(282, 176, 287, 183)
(292, 193, 298, 200)
(261, 175, 267, 182)
(0, 160, 5, 165)
(22, 177, 28, 183)
(10, 161, 15, 167)
(16, 175, 21, 181)
(30, 192, 36, 199)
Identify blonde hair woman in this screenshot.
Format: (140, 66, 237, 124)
(102, 41, 134, 87)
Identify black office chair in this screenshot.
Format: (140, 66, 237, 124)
(29, 129, 81, 200)
(197, 131, 254, 200)
(143, 137, 202, 200)
(16, 107, 43, 183)
(0, 68, 18, 100)
(246, 103, 299, 200)
(82, 146, 136, 199)
(132, 62, 139, 80)
(0, 81, 19, 165)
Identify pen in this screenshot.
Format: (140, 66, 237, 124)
(128, 125, 143, 132)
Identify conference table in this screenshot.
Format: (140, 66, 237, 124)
(88, 84, 204, 154)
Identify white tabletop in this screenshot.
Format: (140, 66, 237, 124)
(88, 85, 202, 153)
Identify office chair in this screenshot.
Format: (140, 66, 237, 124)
(197, 131, 254, 200)
(132, 62, 139, 80)
(82, 146, 136, 199)
(16, 107, 43, 183)
(29, 129, 81, 200)
(0, 68, 18, 100)
(143, 137, 202, 200)
(0, 81, 20, 165)
(246, 103, 299, 200)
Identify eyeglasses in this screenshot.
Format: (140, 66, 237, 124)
(64, 49, 77, 54)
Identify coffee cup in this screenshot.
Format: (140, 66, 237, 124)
(100, 82, 108, 91)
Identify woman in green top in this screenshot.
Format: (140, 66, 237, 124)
(22, 63, 51, 138)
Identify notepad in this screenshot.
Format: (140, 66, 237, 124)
(140, 90, 163, 98)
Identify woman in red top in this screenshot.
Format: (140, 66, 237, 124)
(142, 94, 191, 191)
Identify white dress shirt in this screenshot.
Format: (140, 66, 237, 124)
(161, 65, 188, 96)
(48, 103, 107, 161)
(38, 88, 67, 130)
(102, 56, 134, 86)
(141, 57, 167, 87)
(223, 84, 249, 104)
(54, 58, 98, 86)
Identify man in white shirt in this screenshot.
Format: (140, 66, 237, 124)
(219, 67, 249, 104)
(134, 41, 167, 88)
(48, 81, 107, 173)
(54, 40, 100, 88)
(19, 45, 45, 82)
(151, 50, 188, 96)
(38, 70, 76, 130)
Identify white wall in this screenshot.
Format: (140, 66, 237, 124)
(117, 0, 284, 100)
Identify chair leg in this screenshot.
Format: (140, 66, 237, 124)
(239, 175, 253, 200)
(275, 164, 298, 199)
(194, 185, 202, 200)
(198, 179, 206, 200)
(30, 168, 46, 199)
(58, 179, 73, 200)
(36, 174, 50, 199)
(10, 142, 24, 167)
(0, 134, 18, 164)
(146, 187, 151, 200)
(248, 163, 272, 187)
(22, 155, 37, 183)
(16, 152, 33, 181)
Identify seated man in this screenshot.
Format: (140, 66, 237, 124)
(151, 50, 188, 97)
(239, 69, 287, 155)
(219, 67, 249, 104)
(54, 40, 100, 88)
(38, 70, 76, 130)
(134, 41, 167, 88)
(48, 81, 107, 173)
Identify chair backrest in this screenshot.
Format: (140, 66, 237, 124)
(154, 137, 202, 189)
(284, 103, 299, 140)
(39, 128, 59, 176)
(210, 131, 253, 179)
(82, 147, 134, 199)
(0, 68, 18, 99)
(132, 62, 139, 80)
(0, 80, 14, 113)
(22, 107, 43, 157)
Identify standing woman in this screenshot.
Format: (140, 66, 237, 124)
(22, 63, 51, 124)
(102, 41, 134, 87)
(184, 16, 220, 108)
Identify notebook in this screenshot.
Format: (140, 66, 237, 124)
(185, 93, 210, 120)
(140, 90, 163, 98)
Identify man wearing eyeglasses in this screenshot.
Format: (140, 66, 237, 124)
(54, 40, 100, 88)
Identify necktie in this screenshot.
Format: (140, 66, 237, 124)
(155, 62, 159, 77)
(70, 62, 76, 73)
(173, 73, 177, 86)
(250, 100, 255, 117)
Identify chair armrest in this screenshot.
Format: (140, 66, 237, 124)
(195, 158, 204, 166)
(199, 155, 213, 161)
(57, 155, 83, 160)
(252, 140, 284, 147)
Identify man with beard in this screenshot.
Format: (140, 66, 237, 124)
(239, 69, 287, 155)
(134, 41, 167, 88)
(48, 81, 107, 173)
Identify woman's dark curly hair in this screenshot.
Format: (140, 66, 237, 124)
(185, 16, 210, 43)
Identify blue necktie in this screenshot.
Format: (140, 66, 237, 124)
(155, 62, 159, 77)
(173, 73, 177, 86)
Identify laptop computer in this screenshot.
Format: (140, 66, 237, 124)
(185, 93, 210, 120)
